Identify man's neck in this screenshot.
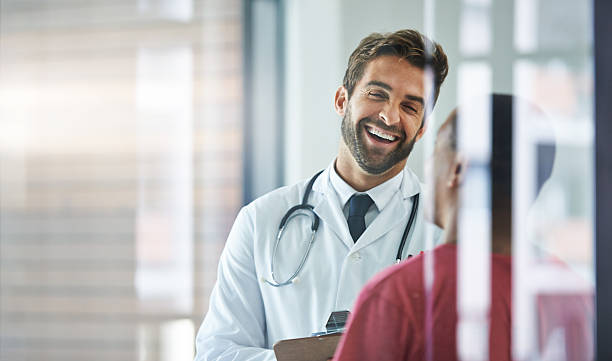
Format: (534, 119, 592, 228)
(442, 205, 458, 245)
(443, 205, 512, 255)
(335, 145, 405, 192)
(491, 234, 512, 255)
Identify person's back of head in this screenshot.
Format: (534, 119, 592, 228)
(447, 93, 556, 250)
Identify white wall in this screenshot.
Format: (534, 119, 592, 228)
(284, 0, 343, 184)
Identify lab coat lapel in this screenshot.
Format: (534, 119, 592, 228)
(311, 168, 354, 250)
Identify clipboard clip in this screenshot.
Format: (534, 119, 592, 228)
(311, 310, 350, 336)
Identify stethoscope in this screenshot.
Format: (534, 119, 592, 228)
(261, 170, 420, 287)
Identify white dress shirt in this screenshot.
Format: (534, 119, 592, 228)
(329, 164, 403, 230)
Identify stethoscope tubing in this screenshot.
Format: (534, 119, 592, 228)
(262, 170, 419, 287)
(263, 171, 323, 287)
(396, 193, 419, 263)
(267, 211, 317, 287)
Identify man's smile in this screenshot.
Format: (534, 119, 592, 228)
(364, 125, 402, 145)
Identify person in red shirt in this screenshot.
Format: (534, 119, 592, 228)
(333, 94, 593, 361)
(333, 97, 510, 361)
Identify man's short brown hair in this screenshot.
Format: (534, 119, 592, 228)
(342, 29, 449, 108)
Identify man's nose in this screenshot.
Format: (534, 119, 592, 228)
(379, 103, 400, 126)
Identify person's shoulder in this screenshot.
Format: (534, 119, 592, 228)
(363, 244, 457, 297)
(362, 254, 426, 299)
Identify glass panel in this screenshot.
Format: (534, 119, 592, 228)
(281, 1, 595, 360)
(438, 0, 596, 359)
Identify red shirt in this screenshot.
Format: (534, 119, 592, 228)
(333, 243, 512, 361)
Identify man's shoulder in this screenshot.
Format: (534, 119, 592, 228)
(361, 256, 425, 300)
(361, 244, 457, 300)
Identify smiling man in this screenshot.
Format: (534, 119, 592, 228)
(195, 30, 448, 361)
(336, 54, 434, 191)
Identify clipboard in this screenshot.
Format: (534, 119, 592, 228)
(273, 332, 342, 361)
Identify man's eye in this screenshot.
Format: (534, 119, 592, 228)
(368, 91, 385, 99)
(403, 104, 418, 113)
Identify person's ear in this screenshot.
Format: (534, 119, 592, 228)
(447, 153, 467, 188)
(334, 86, 348, 117)
(414, 119, 428, 142)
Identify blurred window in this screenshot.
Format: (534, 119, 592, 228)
(0, 1, 243, 360)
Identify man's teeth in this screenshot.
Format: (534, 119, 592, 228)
(367, 128, 397, 141)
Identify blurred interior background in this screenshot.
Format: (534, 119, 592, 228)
(0, 0, 598, 360)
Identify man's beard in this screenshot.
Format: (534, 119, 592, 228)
(341, 107, 419, 175)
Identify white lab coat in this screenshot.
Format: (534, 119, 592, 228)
(195, 163, 442, 361)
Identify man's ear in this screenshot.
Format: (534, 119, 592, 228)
(414, 119, 428, 142)
(448, 153, 468, 188)
(334, 86, 348, 117)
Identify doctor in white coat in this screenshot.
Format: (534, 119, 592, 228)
(195, 29, 449, 361)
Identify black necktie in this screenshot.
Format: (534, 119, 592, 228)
(348, 194, 373, 242)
